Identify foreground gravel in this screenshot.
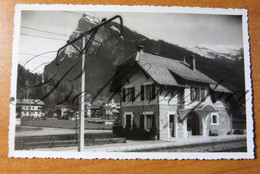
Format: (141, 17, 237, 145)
(137, 139, 247, 152)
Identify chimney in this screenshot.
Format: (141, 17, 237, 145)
(137, 45, 144, 54)
(191, 55, 196, 71)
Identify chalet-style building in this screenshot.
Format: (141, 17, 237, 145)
(99, 105, 113, 116)
(110, 46, 234, 140)
(90, 104, 101, 118)
(16, 99, 45, 119)
(91, 103, 120, 119)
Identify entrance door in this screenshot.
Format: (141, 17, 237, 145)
(187, 113, 200, 135)
(140, 115, 144, 130)
(169, 115, 175, 137)
(125, 114, 132, 129)
(192, 114, 200, 135)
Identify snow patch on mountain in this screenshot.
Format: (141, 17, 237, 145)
(185, 44, 243, 60)
(110, 26, 120, 33)
(83, 13, 101, 24)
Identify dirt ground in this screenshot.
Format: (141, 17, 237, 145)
(139, 139, 247, 152)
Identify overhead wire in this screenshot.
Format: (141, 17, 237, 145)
(20, 33, 68, 41)
(19, 52, 55, 59)
(21, 26, 70, 37)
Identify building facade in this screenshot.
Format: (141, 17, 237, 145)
(111, 47, 234, 140)
(16, 99, 45, 119)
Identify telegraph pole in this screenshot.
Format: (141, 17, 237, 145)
(54, 15, 124, 152)
(79, 36, 86, 152)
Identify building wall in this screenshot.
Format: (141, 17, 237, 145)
(121, 70, 159, 107)
(158, 83, 232, 139)
(119, 69, 232, 140)
(182, 82, 213, 110)
(208, 106, 232, 135)
(120, 70, 160, 139)
(121, 105, 159, 135)
(159, 104, 180, 140)
(20, 105, 44, 118)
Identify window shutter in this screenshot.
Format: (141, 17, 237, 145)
(123, 88, 126, 102)
(152, 114, 155, 129)
(132, 87, 135, 101)
(152, 84, 156, 99)
(141, 85, 144, 101)
(190, 88, 192, 101)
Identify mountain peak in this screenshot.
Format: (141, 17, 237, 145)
(76, 14, 102, 32)
(185, 44, 243, 60)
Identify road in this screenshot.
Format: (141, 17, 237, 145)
(138, 139, 247, 152)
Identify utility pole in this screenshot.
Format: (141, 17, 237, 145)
(230, 114, 233, 135)
(79, 36, 86, 152)
(26, 80, 32, 126)
(54, 15, 123, 152)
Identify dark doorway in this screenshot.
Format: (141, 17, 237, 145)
(140, 115, 144, 130)
(187, 113, 201, 135)
(125, 115, 132, 129)
(169, 115, 175, 137)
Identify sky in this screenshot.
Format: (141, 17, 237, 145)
(18, 10, 243, 74)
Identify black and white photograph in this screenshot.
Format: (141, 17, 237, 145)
(9, 5, 253, 159)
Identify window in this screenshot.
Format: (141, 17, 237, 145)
(177, 90, 185, 108)
(127, 87, 135, 102)
(141, 84, 156, 101)
(210, 113, 219, 125)
(201, 88, 206, 101)
(212, 115, 217, 123)
(146, 115, 153, 129)
(191, 87, 207, 101)
(190, 87, 199, 101)
(123, 87, 135, 102)
(142, 112, 155, 130)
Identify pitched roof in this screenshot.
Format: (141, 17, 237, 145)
(110, 52, 232, 93)
(101, 105, 112, 110)
(17, 99, 45, 105)
(209, 84, 232, 93)
(136, 53, 231, 93)
(91, 105, 101, 109)
(137, 53, 217, 86)
(112, 109, 119, 114)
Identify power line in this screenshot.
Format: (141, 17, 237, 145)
(19, 52, 55, 59)
(21, 26, 70, 37)
(20, 33, 68, 41)
(63, 11, 84, 16)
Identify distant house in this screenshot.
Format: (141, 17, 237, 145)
(16, 99, 45, 119)
(90, 105, 101, 118)
(60, 105, 69, 118)
(90, 101, 120, 118)
(110, 46, 235, 140)
(112, 108, 120, 115)
(99, 105, 113, 116)
(56, 105, 71, 119)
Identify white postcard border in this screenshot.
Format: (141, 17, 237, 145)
(9, 4, 254, 160)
